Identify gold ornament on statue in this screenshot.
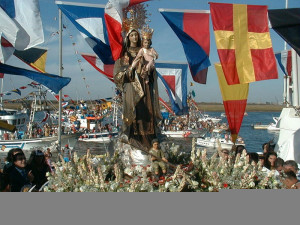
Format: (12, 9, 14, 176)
(122, 4, 149, 35)
(141, 24, 153, 40)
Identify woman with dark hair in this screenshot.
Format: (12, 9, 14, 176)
(263, 151, 277, 171)
(0, 148, 24, 191)
(262, 141, 275, 154)
(114, 26, 161, 149)
(27, 150, 51, 190)
(246, 152, 259, 165)
(7, 150, 34, 192)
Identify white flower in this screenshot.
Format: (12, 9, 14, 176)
(249, 182, 255, 188)
(208, 186, 213, 192)
(192, 181, 199, 186)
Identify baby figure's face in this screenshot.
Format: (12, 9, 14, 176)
(142, 39, 151, 49)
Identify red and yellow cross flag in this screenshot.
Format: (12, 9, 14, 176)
(210, 2, 278, 85)
(215, 63, 249, 143)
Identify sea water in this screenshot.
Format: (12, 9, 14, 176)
(72, 111, 281, 155)
(0, 111, 281, 167)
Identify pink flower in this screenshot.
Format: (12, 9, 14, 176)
(223, 183, 228, 188)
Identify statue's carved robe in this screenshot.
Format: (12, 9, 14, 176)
(114, 47, 161, 148)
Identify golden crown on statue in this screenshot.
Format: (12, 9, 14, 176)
(141, 24, 154, 40)
(122, 4, 149, 35)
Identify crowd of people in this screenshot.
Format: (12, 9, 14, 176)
(0, 147, 54, 192)
(220, 142, 300, 189)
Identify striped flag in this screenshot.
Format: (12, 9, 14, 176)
(210, 2, 278, 85)
(0, 0, 44, 51)
(215, 63, 249, 143)
(156, 62, 188, 115)
(159, 9, 211, 84)
(0, 36, 14, 63)
(14, 47, 48, 73)
(81, 53, 114, 82)
(56, 1, 114, 65)
(275, 50, 292, 76)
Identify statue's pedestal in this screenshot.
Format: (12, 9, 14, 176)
(114, 135, 151, 167)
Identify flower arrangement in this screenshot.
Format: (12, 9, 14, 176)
(44, 139, 284, 192)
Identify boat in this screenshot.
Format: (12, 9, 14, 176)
(267, 117, 280, 131)
(161, 129, 206, 138)
(196, 131, 245, 149)
(251, 123, 269, 129)
(0, 133, 80, 152)
(198, 113, 222, 124)
(275, 48, 300, 165)
(78, 130, 119, 142)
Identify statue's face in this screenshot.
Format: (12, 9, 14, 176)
(142, 39, 150, 49)
(129, 31, 139, 45)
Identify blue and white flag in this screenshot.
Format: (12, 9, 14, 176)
(159, 9, 211, 84)
(275, 49, 292, 77)
(156, 62, 188, 115)
(0, 63, 71, 94)
(0, 0, 44, 51)
(56, 1, 114, 64)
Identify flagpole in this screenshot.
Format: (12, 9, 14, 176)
(0, 78, 3, 109)
(284, 0, 289, 107)
(58, 8, 63, 151)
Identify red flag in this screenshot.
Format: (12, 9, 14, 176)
(210, 2, 278, 85)
(81, 53, 114, 82)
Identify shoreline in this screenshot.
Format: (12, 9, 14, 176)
(2, 102, 284, 112)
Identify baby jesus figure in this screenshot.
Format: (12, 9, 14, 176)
(131, 37, 158, 84)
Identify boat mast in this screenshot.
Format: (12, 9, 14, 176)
(58, 8, 63, 151)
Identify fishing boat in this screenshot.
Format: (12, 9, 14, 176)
(0, 133, 80, 152)
(251, 123, 269, 129)
(78, 130, 119, 142)
(267, 117, 280, 131)
(161, 129, 206, 138)
(198, 113, 222, 124)
(196, 130, 245, 149)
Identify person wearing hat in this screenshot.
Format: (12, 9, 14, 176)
(149, 139, 168, 180)
(62, 144, 72, 162)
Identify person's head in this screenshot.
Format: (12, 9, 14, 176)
(221, 149, 229, 161)
(12, 152, 26, 169)
(274, 157, 284, 172)
(235, 145, 246, 157)
(247, 152, 259, 165)
(259, 154, 265, 166)
(264, 151, 277, 170)
(28, 150, 45, 166)
(262, 142, 275, 154)
(283, 170, 298, 189)
(123, 29, 141, 50)
(142, 38, 152, 49)
(152, 139, 159, 150)
(6, 148, 23, 163)
(283, 160, 299, 174)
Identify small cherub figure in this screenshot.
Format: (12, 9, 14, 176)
(131, 27, 158, 84)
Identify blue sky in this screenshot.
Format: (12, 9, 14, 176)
(3, 0, 300, 103)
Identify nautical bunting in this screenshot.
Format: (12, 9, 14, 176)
(56, 2, 114, 64)
(210, 2, 278, 85)
(215, 63, 249, 143)
(14, 47, 48, 73)
(0, 36, 14, 63)
(159, 9, 211, 84)
(81, 53, 114, 82)
(0, 63, 71, 94)
(156, 62, 188, 115)
(269, 8, 300, 56)
(275, 50, 292, 77)
(0, 0, 44, 51)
